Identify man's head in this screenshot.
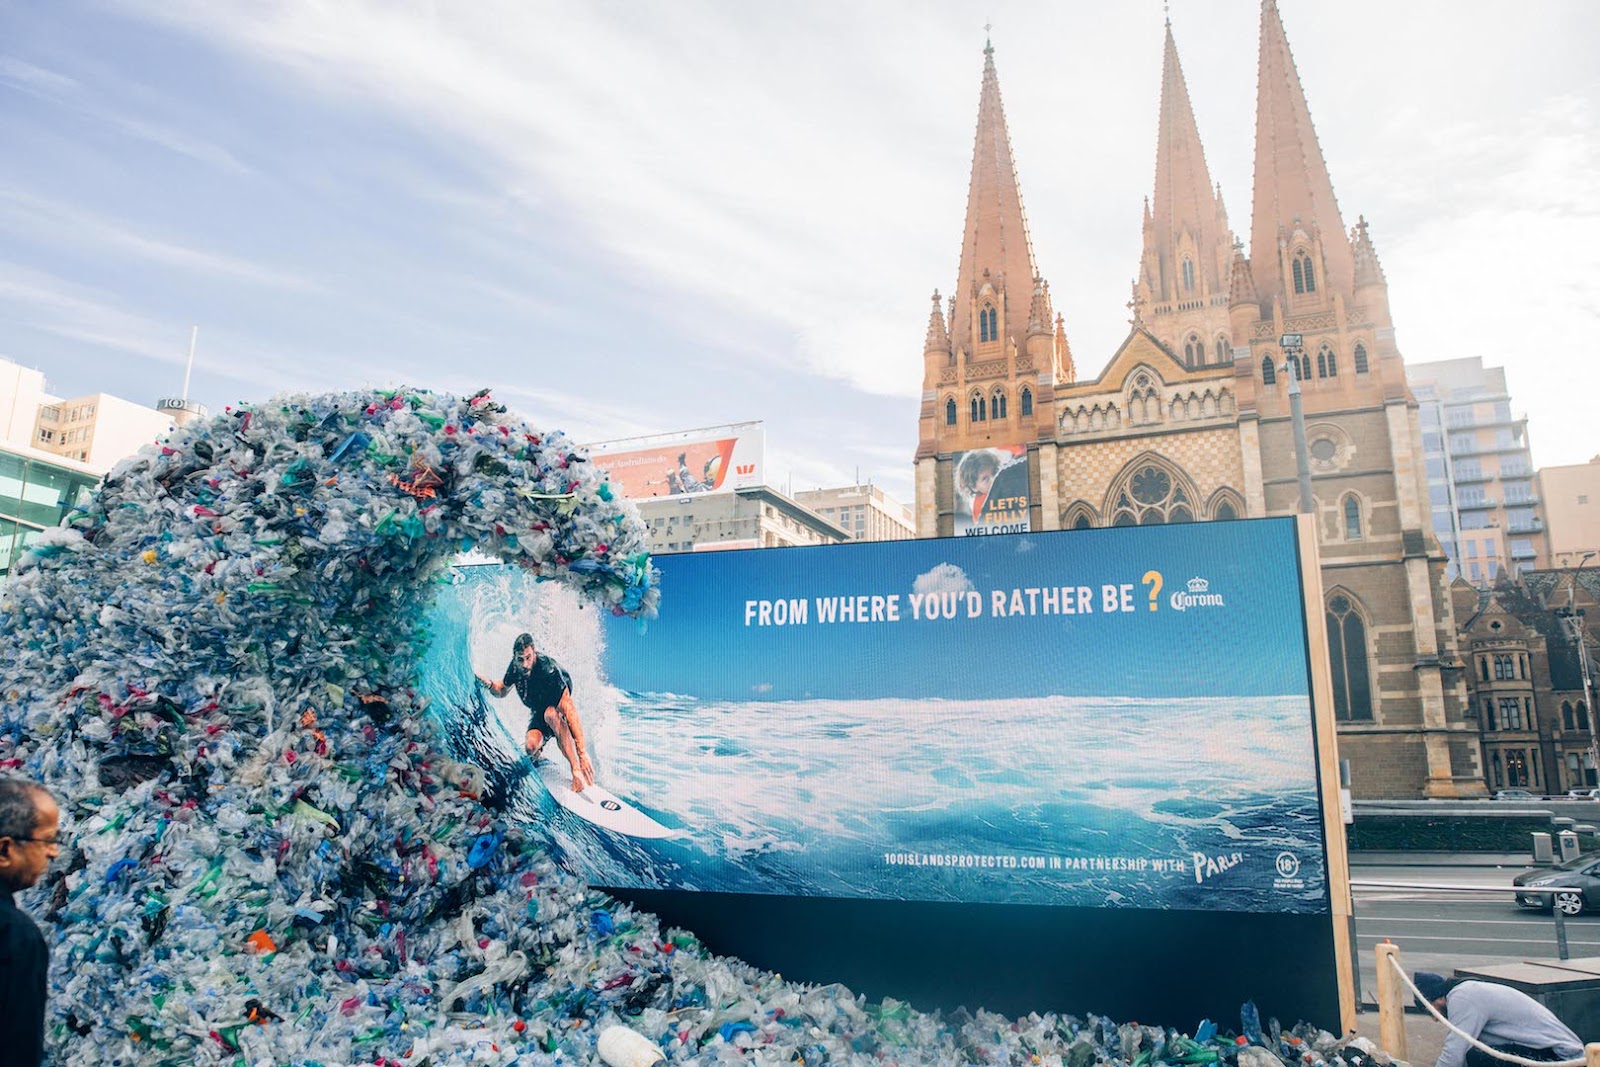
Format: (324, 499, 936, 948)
(1413, 971, 1452, 1013)
(0, 778, 59, 893)
(513, 632, 537, 669)
(957, 450, 1002, 497)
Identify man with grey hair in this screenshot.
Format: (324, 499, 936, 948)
(0, 777, 58, 1067)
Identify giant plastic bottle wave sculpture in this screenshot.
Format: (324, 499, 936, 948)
(0, 387, 1365, 1066)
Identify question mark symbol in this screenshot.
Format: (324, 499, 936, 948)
(1142, 570, 1163, 611)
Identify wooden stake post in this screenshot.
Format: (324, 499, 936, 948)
(1374, 941, 1407, 1062)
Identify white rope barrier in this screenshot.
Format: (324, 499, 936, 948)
(1385, 954, 1585, 1067)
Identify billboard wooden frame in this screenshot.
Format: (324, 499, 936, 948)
(1295, 512, 1358, 1032)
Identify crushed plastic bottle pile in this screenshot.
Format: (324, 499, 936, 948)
(0, 386, 1397, 1066)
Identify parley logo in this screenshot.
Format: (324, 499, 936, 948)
(1170, 576, 1225, 612)
(1191, 850, 1244, 885)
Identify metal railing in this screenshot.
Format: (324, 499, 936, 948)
(1351, 879, 1577, 958)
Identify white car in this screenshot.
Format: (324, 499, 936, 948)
(1568, 789, 1600, 800)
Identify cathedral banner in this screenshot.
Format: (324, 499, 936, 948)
(952, 445, 1031, 535)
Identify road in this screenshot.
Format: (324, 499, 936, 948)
(1350, 861, 1585, 1004)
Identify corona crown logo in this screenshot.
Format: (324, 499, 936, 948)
(1171, 576, 1225, 612)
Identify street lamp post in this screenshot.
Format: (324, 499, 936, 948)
(1280, 334, 1315, 514)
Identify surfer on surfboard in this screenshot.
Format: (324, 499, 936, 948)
(477, 633, 594, 792)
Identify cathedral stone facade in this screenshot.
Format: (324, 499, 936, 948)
(913, 3, 1482, 798)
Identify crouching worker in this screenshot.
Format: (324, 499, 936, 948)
(1414, 970, 1585, 1067)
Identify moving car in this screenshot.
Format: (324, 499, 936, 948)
(1514, 853, 1600, 915)
(1494, 788, 1537, 800)
(1568, 788, 1600, 799)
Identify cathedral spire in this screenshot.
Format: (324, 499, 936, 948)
(1141, 19, 1230, 304)
(924, 290, 950, 353)
(951, 40, 1040, 353)
(1351, 216, 1386, 288)
(1249, 0, 1353, 304)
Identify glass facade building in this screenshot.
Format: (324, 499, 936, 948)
(1409, 357, 1543, 586)
(0, 447, 99, 577)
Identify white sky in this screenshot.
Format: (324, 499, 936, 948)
(1, 1, 1596, 504)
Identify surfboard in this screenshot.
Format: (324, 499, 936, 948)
(532, 750, 678, 839)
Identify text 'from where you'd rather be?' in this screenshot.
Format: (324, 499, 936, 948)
(743, 583, 1160, 627)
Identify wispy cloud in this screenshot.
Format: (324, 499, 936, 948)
(0, 188, 315, 291)
(105, 1, 956, 397)
(0, 57, 250, 174)
(0, 262, 178, 365)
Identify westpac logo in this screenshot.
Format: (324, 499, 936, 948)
(1170, 576, 1225, 612)
(735, 464, 755, 476)
(1191, 850, 1244, 885)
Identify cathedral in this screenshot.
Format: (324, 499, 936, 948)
(912, 1, 1483, 798)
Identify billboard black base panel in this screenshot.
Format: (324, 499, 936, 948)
(614, 888, 1342, 1031)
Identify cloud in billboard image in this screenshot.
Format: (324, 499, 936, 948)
(419, 520, 1330, 916)
(913, 562, 974, 596)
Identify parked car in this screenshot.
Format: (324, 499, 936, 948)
(1514, 853, 1600, 915)
(1494, 788, 1537, 800)
(1568, 789, 1600, 800)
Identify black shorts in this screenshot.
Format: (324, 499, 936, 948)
(526, 708, 562, 748)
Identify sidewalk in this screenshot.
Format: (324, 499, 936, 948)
(1351, 852, 1540, 869)
(1353, 1006, 1446, 1067)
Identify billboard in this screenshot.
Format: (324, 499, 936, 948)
(952, 445, 1031, 535)
(587, 422, 763, 500)
(420, 519, 1329, 916)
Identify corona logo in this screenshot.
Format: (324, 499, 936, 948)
(1171, 576, 1225, 612)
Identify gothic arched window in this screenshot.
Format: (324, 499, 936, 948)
(1216, 337, 1229, 362)
(1020, 387, 1033, 417)
(1262, 356, 1277, 385)
(990, 390, 1007, 420)
(1564, 701, 1576, 732)
(1182, 257, 1195, 292)
(1344, 494, 1363, 540)
(1185, 339, 1196, 365)
(980, 304, 998, 343)
(945, 397, 957, 426)
(1073, 514, 1092, 530)
(1354, 343, 1370, 374)
(1327, 594, 1374, 721)
(970, 395, 985, 422)
(1293, 251, 1316, 294)
(1580, 703, 1591, 732)
(1214, 500, 1238, 522)
(1107, 462, 1196, 527)
(1318, 345, 1337, 378)
(1185, 334, 1200, 367)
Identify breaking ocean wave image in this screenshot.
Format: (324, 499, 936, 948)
(421, 564, 1328, 914)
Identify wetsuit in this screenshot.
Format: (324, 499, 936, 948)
(504, 654, 572, 746)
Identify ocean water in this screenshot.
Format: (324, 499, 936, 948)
(418, 566, 1329, 914)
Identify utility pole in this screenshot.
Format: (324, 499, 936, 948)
(1280, 334, 1314, 514)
